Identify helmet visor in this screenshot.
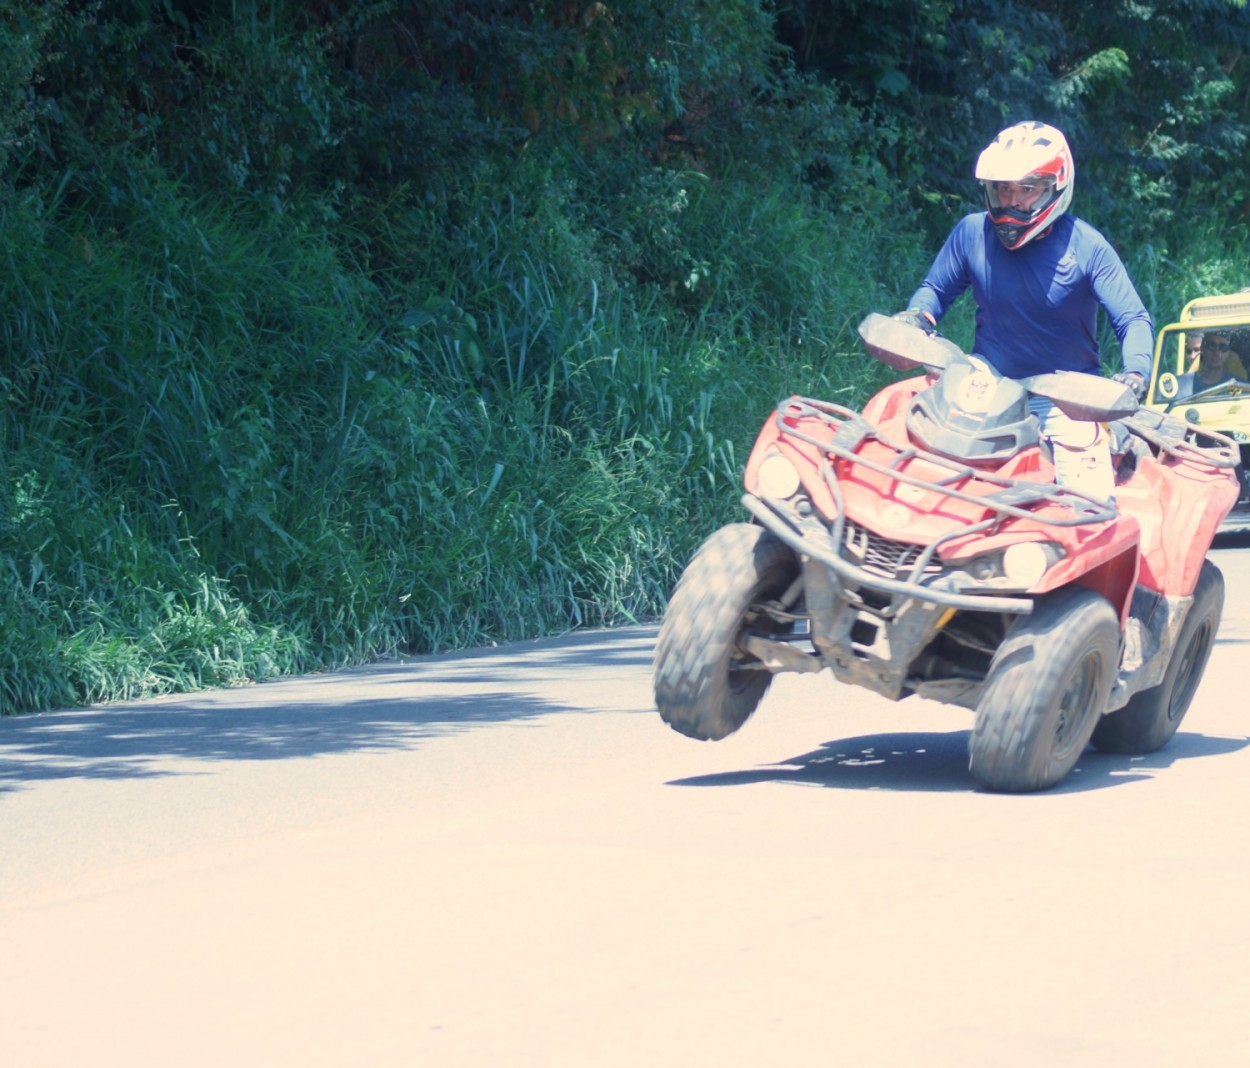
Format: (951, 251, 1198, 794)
(981, 174, 1058, 224)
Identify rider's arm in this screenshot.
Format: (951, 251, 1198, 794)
(906, 215, 978, 324)
(1085, 227, 1153, 379)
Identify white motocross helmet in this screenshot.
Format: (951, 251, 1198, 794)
(975, 121, 1074, 250)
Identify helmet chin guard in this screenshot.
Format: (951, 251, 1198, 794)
(975, 121, 1074, 250)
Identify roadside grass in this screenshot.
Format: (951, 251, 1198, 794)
(2, 126, 1239, 714)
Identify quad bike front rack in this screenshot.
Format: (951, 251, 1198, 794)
(744, 397, 1124, 616)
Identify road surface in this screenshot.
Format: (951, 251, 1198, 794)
(3, 536, 1249, 1067)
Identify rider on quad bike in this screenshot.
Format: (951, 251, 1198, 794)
(895, 120, 1154, 501)
(652, 125, 1240, 793)
(653, 318, 1239, 792)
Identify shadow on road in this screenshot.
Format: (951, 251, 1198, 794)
(668, 728, 1250, 795)
(0, 627, 657, 793)
(0, 692, 574, 793)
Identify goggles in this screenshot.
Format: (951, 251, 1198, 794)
(982, 175, 1057, 212)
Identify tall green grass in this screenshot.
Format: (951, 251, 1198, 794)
(1, 145, 928, 713)
(3, 104, 1241, 715)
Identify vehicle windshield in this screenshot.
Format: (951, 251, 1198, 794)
(1148, 324, 1250, 405)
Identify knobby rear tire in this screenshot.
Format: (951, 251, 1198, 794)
(653, 523, 800, 741)
(1091, 560, 1224, 755)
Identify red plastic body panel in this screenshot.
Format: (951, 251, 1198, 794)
(743, 379, 1238, 620)
(1113, 450, 1239, 596)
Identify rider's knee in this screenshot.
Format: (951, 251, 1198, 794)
(1047, 418, 1114, 501)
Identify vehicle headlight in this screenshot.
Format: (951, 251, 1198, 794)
(756, 451, 801, 499)
(1003, 542, 1057, 586)
(952, 541, 1065, 589)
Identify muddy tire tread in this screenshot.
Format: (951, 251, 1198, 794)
(970, 587, 1120, 792)
(1091, 561, 1224, 755)
(654, 524, 798, 741)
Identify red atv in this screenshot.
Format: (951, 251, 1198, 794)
(653, 314, 1240, 792)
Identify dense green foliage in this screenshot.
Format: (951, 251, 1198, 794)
(1, 0, 1248, 713)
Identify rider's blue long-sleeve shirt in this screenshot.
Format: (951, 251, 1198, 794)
(907, 213, 1154, 380)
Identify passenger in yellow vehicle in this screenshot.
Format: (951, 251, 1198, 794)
(1174, 330, 1247, 397)
(1184, 330, 1204, 372)
(1185, 327, 1247, 377)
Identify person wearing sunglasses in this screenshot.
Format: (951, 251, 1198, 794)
(1175, 330, 1246, 398)
(893, 121, 1153, 501)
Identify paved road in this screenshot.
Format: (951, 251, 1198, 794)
(4, 536, 1249, 1068)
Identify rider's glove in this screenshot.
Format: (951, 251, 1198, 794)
(1108, 420, 1132, 455)
(892, 308, 937, 335)
(1111, 371, 1147, 403)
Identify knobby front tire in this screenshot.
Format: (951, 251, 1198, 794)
(654, 523, 800, 741)
(970, 586, 1120, 793)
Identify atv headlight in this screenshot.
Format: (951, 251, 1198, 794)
(952, 541, 1065, 590)
(756, 451, 801, 499)
(1002, 542, 1054, 586)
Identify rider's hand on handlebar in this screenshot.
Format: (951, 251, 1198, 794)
(892, 308, 937, 335)
(1111, 371, 1147, 403)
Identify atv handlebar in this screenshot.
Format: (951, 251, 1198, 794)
(857, 313, 1138, 422)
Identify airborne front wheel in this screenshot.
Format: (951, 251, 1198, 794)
(653, 523, 800, 741)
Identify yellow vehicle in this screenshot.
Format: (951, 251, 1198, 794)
(1144, 290, 1250, 530)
